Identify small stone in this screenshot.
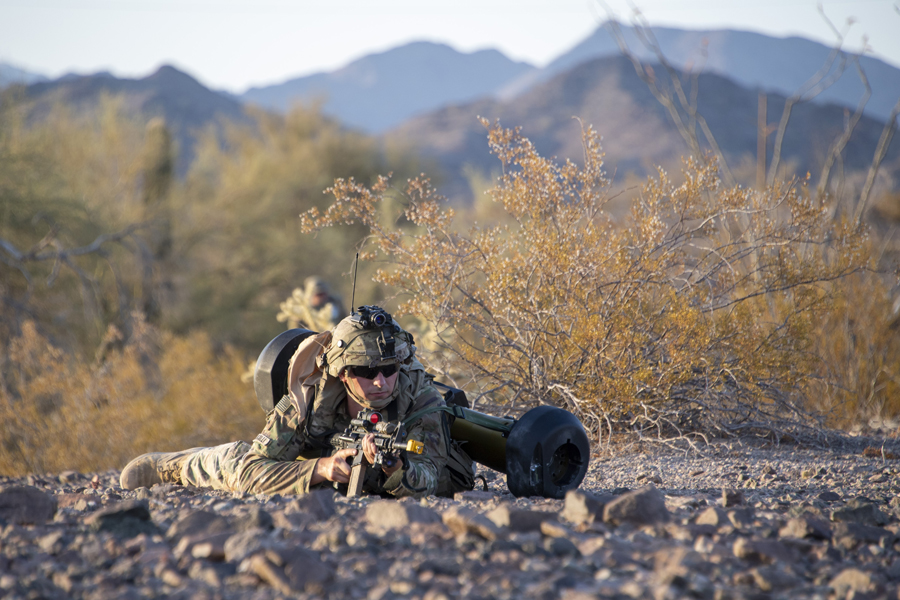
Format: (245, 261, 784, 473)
(829, 568, 875, 597)
(721, 489, 743, 507)
(732, 537, 795, 564)
(818, 491, 842, 503)
(727, 508, 754, 528)
(166, 510, 234, 543)
(234, 506, 273, 531)
(751, 566, 800, 591)
(366, 500, 441, 531)
(832, 502, 889, 527)
(539, 520, 573, 538)
(778, 516, 831, 540)
(543, 536, 579, 557)
(224, 528, 283, 563)
(249, 554, 295, 595)
(561, 490, 612, 525)
(282, 545, 333, 592)
(453, 490, 495, 503)
(84, 500, 158, 538)
(175, 532, 232, 560)
(602, 485, 670, 526)
(695, 507, 727, 527)
(285, 488, 336, 520)
(486, 504, 556, 532)
(442, 505, 501, 541)
(0, 485, 57, 524)
(160, 568, 184, 587)
(831, 522, 893, 549)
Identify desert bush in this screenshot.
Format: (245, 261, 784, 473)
(300, 121, 892, 444)
(168, 104, 420, 351)
(0, 315, 259, 476)
(0, 94, 174, 357)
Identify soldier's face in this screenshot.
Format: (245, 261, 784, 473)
(311, 292, 328, 308)
(340, 367, 398, 403)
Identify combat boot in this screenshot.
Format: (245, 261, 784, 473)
(119, 448, 200, 490)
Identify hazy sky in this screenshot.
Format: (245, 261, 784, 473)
(2, 0, 899, 93)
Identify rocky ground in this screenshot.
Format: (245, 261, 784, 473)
(2, 437, 900, 600)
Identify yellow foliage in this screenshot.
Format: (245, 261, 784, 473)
(300, 121, 892, 441)
(0, 317, 260, 476)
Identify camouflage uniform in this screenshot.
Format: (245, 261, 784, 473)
(276, 276, 346, 333)
(178, 312, 449, 498)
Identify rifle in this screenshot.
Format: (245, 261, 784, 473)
(328, 408, 424, 497)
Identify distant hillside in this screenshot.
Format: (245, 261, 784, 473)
(240, 41, 536, 132)
(501, 23, 900, 124)
(0, 62, 47, 88)
(386, 55, 900, 202)
(21, 65, 248, 173)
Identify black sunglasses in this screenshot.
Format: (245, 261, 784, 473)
(348, 364, 399, 380)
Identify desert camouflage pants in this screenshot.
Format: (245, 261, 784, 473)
(178, 441, 320, 495)
(180, 441, 252, 492)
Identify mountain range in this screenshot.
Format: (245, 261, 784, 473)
(502, 24, 900, 124)
(4, 23, 899, 201)
(388, 54, 898, 200)
(241, 41, 535, 132)
(237, 23, 900, 133)
(17, 65, 248, 173)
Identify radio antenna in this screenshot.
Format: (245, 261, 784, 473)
(350, 252, 359, 314)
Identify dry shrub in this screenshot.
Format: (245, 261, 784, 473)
(808, 270, 900, 427)
(0, 316, 259, 476)
(300, 121, 888, 445)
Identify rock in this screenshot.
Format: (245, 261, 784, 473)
(561, 489, 613, 525)
(442, 505, 502, 541)
(453, 490, 495, 503)
(234, 506, 274, 531)
(543, 536, 579, 557)
(224, 528, 283, 563)
(602, 485, 670, 526)
(829, 568, 875, 597)
(84, 500, 158, 538)
(366, 500, 441, 531)
(831, 502, 890, 527)
(831, 522, 894, 549)
(721, 489, 743, 507)
(653, 546, 709, 585)
(248, 554, 295, 595)
(0, 485, 57, 524)
(732, 538, 795, 564)
(695, 507, 727, 527)
(285, 488, 336, 520)
(540, 520, 574, 539)
(778, 516, 831, 540)
(166, 510, 234, 542)
(818, 490, 842, 502)
(727, 508, 755, 528)
(486, 504, 556, 532)
(282, 545, 332, 592)
(751, 565, 801, 591)
(174, 531, 232, 561)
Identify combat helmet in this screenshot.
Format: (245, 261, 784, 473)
(320, 306, 415, 378)
(304, 276, 330, 302)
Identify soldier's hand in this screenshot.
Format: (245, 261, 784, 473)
(362, 434, 402, 477)
(312, 448, 356, 484)
(362, 433, 379, 464)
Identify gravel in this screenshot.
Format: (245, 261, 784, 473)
(2, 436, 899, 599)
